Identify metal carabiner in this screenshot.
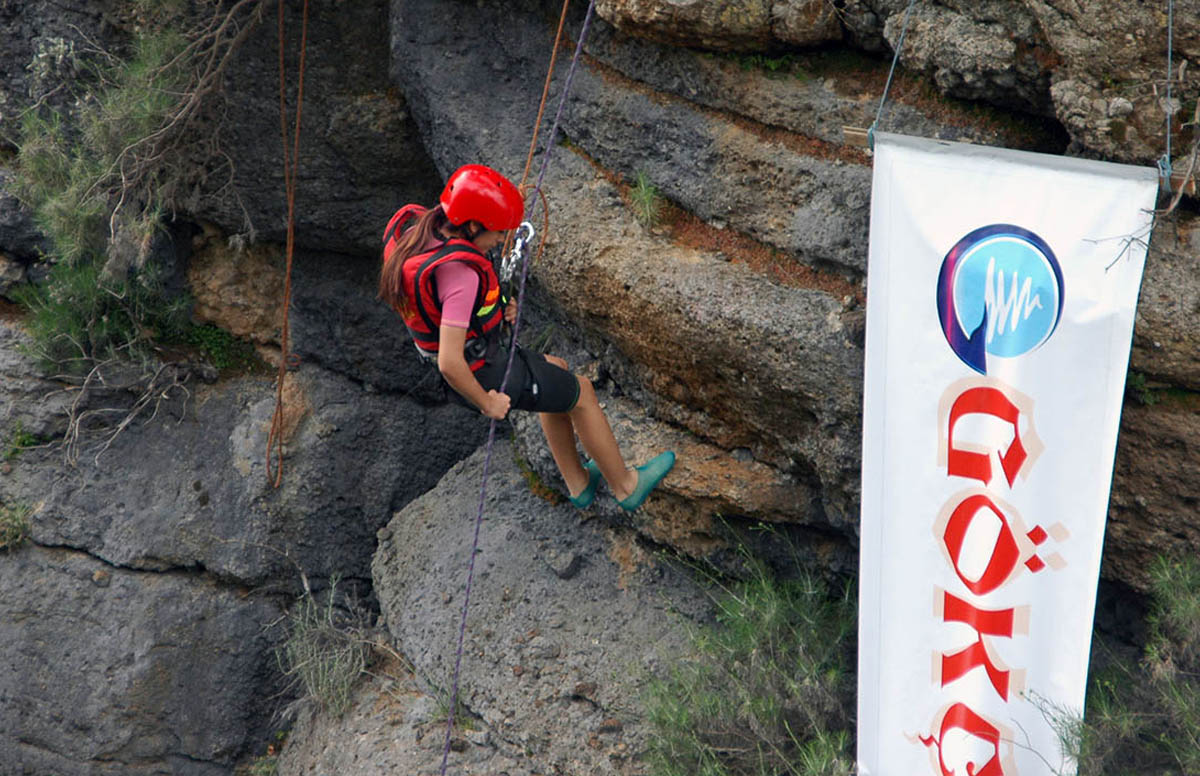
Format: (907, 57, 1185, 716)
(500, 221, 535, 284)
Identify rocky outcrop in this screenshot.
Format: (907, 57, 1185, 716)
(391, 0, 1199, 570)
(594, 0, 842, 51)
(0, 0, 440, 261)
(1135, 214, 1200, 390)
(1107, 394, 1200, 589)
(284, 441, 712, 776)
(0, 545, 282, 776)
(596, 0, 1200, 165)
(203, 0, 443, 254)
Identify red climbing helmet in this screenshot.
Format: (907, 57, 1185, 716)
(439, 164, 524, 231)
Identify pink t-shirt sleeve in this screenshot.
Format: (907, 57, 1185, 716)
(433, 261, 480, 329)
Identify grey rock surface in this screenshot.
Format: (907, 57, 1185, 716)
(203, 0, 442, 255)
(360, 441, 712, 776)
(0, 321, 73, 441)
(0, 168, 48, 265)
(0, 1, 439, 262)
(1107, 397, 1200, 590)
(0, 0, 115, 143)
(287, 249, 445, 398)
(6, 360, 482, 584)
(276, 658, 527, 776)
(890, 1, 1053, 113)
(1136, 211, 1200, 390)
(583, 23, 1062, 153)
(0, 544, 283, 776)
(389, 0, 551, 176)
(562, 63, 873, 273)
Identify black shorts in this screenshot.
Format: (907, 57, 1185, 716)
(450, 346, 580, 414)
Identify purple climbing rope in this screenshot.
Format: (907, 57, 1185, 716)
(439, 2, 598, 773)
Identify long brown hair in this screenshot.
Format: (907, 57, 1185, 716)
(379, 205, 443, 313)
(379, 204, 487, 313)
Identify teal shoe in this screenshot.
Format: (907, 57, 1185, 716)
(617, 451, 676, 512)
(568, 460, 602, 508)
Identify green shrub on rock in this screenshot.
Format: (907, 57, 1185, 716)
(9, 259, 190, 373)
(645, 561, 856, 776)
(1030, 555, 1200, 775)
(0, 502, 33, 552)
(278, 579, 371, 718)
(8, 5, 264, 375)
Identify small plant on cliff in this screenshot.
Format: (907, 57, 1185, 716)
(186, 322, 258, 372)
(1126, 370, 1161, 406)
(644, 556, 856, 776)
(278, 578, 371, 717)
(3, 422, 44, 461)
(630, 170, 665, 228)
(237, 733, 286, 776)
(0, 502, 33, 552)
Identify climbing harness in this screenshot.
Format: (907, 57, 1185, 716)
(266, 0, 309, 489)
(438, 1, 598, 773)
(867, 0, 918, 150)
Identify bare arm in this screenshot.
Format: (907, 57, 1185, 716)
(437, 324, 510, 420)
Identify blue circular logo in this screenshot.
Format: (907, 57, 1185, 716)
(936, 225, 1064, 374)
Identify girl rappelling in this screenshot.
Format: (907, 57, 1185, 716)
(378, 163, 675, 511)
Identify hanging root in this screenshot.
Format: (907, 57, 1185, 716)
(58, 358, 194, 467)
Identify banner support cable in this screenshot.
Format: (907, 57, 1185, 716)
(868, 0, 918, 150)
(1159, 0, 1175, 188)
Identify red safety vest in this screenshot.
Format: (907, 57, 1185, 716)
(382, 206, 505, 371)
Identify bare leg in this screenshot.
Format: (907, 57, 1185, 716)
(540, 411, 588, 496)
(566, 375, 638, 501)
(538, 356, 637, 501)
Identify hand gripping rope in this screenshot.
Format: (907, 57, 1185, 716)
(438, 2, 598, 774)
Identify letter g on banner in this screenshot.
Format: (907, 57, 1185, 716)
(919, 703, 1013, 776)
(936, 225, 1064, 375)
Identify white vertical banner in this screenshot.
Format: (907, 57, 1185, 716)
(857, 133, 1158, 776)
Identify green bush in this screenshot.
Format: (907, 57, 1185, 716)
(186, 323, 257, 372)
(630, 170, 665, 228)
(241, 752, 278, 776)
(9, 259, 190, 373)
(9, 6, 263, 375)
(0, 502, 33, 552)
(3, 422, 43, 461)
(645, 561, 856, 776)
(278, 580, 370, 717)
(1032, 555, 1200, 775)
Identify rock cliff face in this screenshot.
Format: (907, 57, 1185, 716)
(0, 0, 1197, 773)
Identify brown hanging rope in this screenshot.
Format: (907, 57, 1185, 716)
(501, 0, 571, 260)
(266, 0, 309, 488)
